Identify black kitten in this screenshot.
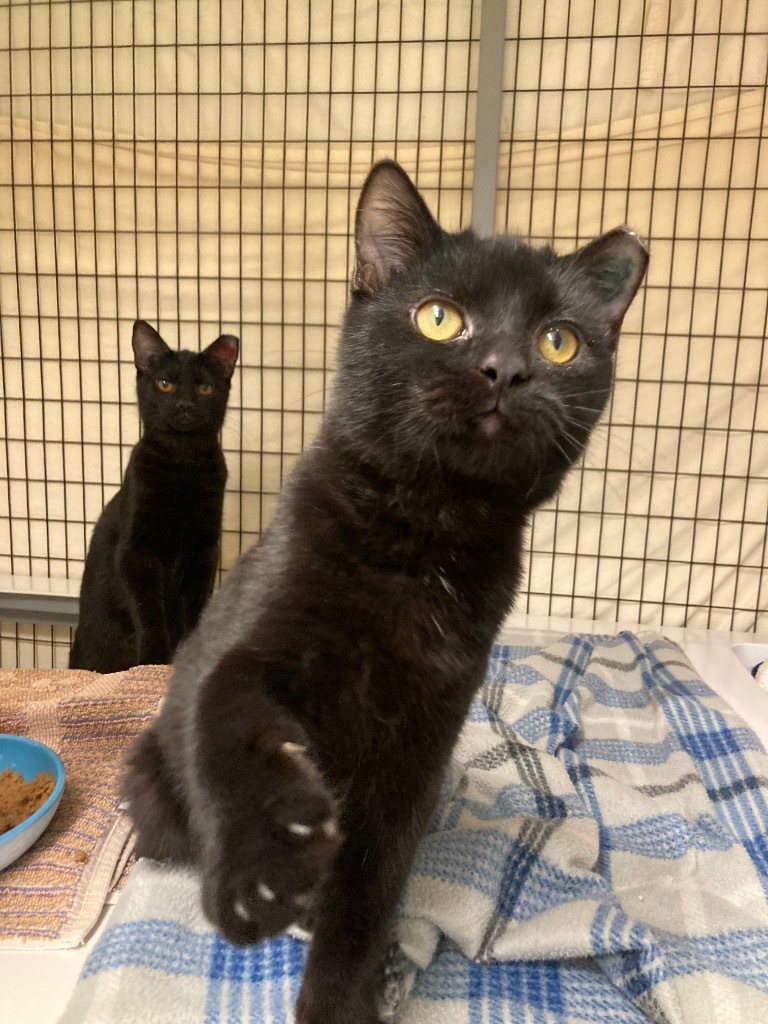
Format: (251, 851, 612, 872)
(123, 162, 647, 1023)
(69, 321, 238, 672)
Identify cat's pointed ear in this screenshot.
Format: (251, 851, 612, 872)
(132, 320, 171, 373)
(202, 335, 239, 380)
(570, 227, 649, 327)
(353, 160, 443, 294)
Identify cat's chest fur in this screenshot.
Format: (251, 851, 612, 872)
(218, 441, 525, 764)
(307, 450, 524, 641)
(124, 434, 225, 525)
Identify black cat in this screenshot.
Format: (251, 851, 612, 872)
(69, 321, 238, 673)
(122, 162, 647, 1023)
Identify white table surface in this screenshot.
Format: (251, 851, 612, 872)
(3, 615, 768, 1024)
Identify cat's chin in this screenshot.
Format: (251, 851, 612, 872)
(470, 406, 538, 444)
(170, 418, 208, 434)
(472, 409, 509, 441)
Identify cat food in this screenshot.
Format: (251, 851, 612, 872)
(0, 767, 55, 834)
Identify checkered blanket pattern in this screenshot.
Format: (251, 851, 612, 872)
(60, 632, 768, 1024)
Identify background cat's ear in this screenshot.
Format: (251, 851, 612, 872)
(569, 227, 649, 328)
(132, 320, 172, 373)
(202, 335, 239, 380)
(353, 160, 443, 294)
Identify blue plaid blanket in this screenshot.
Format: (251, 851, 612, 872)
(60, 632, 768, 1024)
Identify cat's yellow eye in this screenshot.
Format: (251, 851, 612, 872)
(156, 378, 175, 393)
(196, 383, 214, 397)
(414, 301, 465, 343)
(537, 326, 579, 365)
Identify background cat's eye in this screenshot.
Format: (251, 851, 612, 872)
(196, 383, 214, 396)
(414, 300, 464, 342)
(537, 326, 579, 365)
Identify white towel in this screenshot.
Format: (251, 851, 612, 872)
(60, 633, 768, 1024)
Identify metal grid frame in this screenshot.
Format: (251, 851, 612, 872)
(496, 0, 767, 629)
(0, 0, 766, 667)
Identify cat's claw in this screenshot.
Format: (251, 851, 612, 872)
(232, 881, 277, 921)
(287, 817, 338, 840)
(281, 741, 307, 756)
(233, 899, 252, 920)
(288, 822, 313, 837)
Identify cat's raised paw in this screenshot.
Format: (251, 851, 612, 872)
(204, 814, 340, 944)
(201, 746, 341, 946)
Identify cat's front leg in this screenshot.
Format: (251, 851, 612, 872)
(180, 540, 219, 635)
(297, 771, 442, 1024)
(119, 545, 172, 663)
(191, 649, 341, 945)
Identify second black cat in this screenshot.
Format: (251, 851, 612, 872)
(69, 321, 239, 672)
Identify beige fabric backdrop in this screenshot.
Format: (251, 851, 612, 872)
(0, 0, 765, 666)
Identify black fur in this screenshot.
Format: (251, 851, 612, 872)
(69, 321, 239, 672)
(122, 162, 647, 1023)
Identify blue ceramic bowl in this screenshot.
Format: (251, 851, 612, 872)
(0, 734, 65, 871)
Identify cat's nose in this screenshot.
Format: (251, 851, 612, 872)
(478, 359, 528, 388)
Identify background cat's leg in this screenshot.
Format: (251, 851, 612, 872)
(68, 583, 139, 673)
(191, 649, 341, 945)
(68, 629, 83, 668)
(297, 772, 442, 1024)
(119, 545, 172, 663)
(180, 540, 219, 635)
(122, 724, 195, 863)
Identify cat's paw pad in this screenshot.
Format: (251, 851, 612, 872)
(204, 814, 340, 944)
(202, 745, 340, 945)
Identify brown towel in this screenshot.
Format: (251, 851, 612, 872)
(0, 664, 169, 948)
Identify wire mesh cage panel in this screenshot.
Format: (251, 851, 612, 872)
(0, 0, 766, 670)
(0, 619, 73, 669)
(497, 0, 767, 629)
